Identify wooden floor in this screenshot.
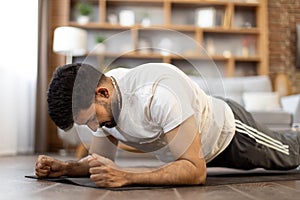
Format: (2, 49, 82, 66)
(1, 154, 300, 200)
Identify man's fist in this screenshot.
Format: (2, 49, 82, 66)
(35, 155, 67, 178)
(88, 153, 129, 187)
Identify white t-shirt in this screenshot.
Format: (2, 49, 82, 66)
(94, 63, 235, 163)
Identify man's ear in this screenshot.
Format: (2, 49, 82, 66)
(95, 87, 109, 98)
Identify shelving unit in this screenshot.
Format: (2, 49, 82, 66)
(66, 0, 268, 77)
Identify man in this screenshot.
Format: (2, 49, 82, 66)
(36, 63, 300, 188)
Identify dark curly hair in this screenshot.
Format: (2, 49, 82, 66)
(47, 63, 104, 130)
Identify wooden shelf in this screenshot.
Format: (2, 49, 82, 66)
(69, 22, 132, 30)
(87, 52, 260, 62)
(101, 52, 164, 59)
(171, 0, 259, 7)
(202, 27, 259, 34)
(233, 2, 260, 7)
(171, 0, 228, 6)
(69, 22, 259, 34)
(234, 56, 260, 62)
(107, 0, 164, 3)
(66, 0, 268, 77)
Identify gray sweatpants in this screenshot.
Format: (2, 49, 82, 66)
(207, 98, 300, 170)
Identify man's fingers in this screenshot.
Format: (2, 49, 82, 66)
(36, 168, 49, 174)
(89, 166, 107, 174)
(36, 162, 50, 169)
(91, 153, 112, 164)
(41, 157, 53, 165)
(88, 153, 106, 166)
(90, 173, 109, 184)
(91, 153, 102, 159)
(36, 156, 53, 169)
(36, 172, 48, 177)
(88, 158, 103, 168)
(35, 169, 49, 177)
(93, 180, 109, 187)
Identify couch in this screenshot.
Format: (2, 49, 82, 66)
(189, 75, 300, 131)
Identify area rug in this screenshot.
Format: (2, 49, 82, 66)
(25, 168, 300, 191)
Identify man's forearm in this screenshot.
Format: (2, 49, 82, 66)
(124, 159, 206, 186)
(64, 156, 90, 177)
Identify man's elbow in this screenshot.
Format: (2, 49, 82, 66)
(193, 170, 206, 185)
(178, 158, 207, 185)
(186, 163, 207, 185)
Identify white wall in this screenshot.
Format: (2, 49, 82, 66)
(0, 0, 38, 155)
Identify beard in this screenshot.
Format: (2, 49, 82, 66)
(101, 120, 116, 128)
(96, 99, 119, 128)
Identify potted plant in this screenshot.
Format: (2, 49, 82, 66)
(75, 2, 93, 24)
(141, 12, 151, 27)
(94, 35, 106, 54)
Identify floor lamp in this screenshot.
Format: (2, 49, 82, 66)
(53, 26, 87, 64)
(52, 26, 88, 155)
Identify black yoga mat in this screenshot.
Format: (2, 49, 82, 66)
(25, 168, 300, 191)
(25, 175, 167, 191)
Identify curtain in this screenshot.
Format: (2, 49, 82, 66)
(0, 1, 38, 155)
(35, 0, 49, 153)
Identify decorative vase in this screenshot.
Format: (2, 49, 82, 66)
(119, 10, 135, 26)
(158, 38, 173, 56)
(94, 43, 106, 54)
(141, 17, 151, 27)
(77, 15, 90, 25)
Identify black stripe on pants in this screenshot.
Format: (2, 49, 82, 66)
(207, 98, 300, 170)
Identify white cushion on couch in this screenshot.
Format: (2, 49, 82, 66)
(243, 92, 282, 111)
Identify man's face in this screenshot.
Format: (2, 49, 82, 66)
(75, 100, 116, 132)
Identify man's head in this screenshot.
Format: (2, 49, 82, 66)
(47, 63, 105, 131)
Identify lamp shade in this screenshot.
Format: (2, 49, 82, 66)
(53, 26, 87, 56)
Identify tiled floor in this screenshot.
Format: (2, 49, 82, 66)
(1, 154, 300, 200)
